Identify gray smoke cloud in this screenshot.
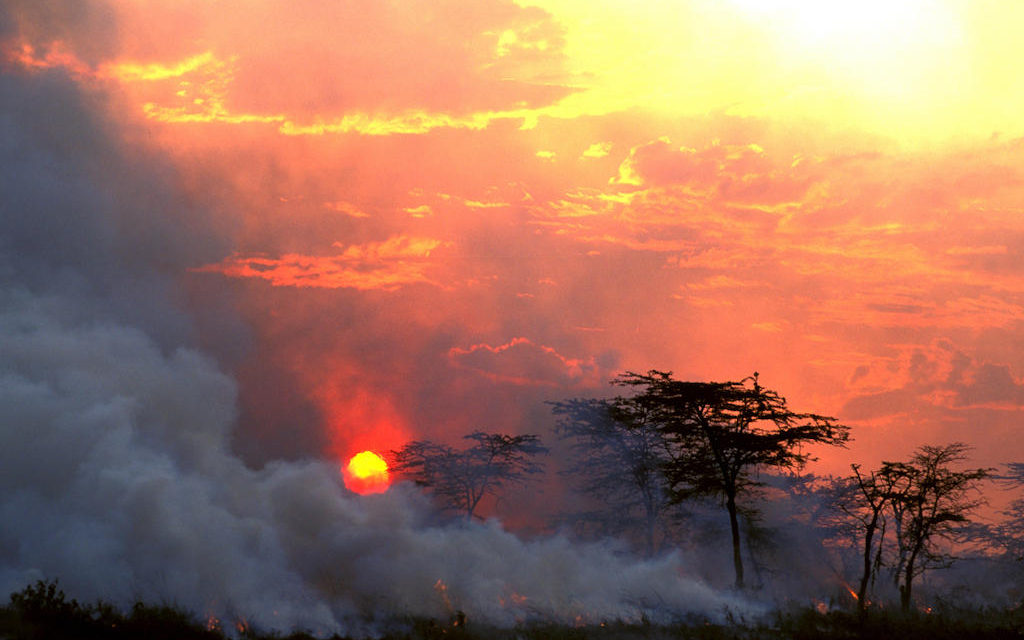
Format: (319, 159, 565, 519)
(0, 65, 749, 633)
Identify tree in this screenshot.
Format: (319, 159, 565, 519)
(993, 462, 1024, 562)
(885, 443, 990, 613)
(614, 370, 850, 589)
(549, 396, 678, 557)
(390, 431, 548, 520)
(832, 463, 906, 616)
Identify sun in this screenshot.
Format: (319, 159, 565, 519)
(718, 0, 965, 139)
(726, 0, 942, 39)
(343, 450, 390, 495)
(724, 0, 961, 78)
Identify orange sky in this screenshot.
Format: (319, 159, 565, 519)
(6, 0, 1024, 502)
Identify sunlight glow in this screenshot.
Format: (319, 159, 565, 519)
(344, 451, 390, 495)
(724, 0, 963, 102)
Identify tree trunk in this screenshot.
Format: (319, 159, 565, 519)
(644, 508, 656, 558)
(726, 493, 744, 589)
(857, 515, 878, 616)
(900, 553, 917, 613)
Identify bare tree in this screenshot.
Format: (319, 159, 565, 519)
(549, 396, 678, 557)
(390, 431, 548, 520)
(832, 463, 906, 615)
(885, 443, 990, 613)
(612, 370, 850, 589)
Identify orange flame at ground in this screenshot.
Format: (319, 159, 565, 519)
(498, 590, 529, 610)
(842, 581, 859, 601)
(205, 614, 220, 632)
(434, 579, 453, 612)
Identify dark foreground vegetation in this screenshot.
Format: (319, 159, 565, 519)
(4, 580, 1023, 640)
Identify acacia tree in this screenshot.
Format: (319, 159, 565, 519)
(550, 395, 677, 557)
(886, 443, 990, 613)
(832, 463, 907, 616)
(390, 431, 548, 520)
(992, 462, 1024, 562)
(614, 370, 850, 589)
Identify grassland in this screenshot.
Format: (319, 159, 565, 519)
(3, 580, 1023, 640)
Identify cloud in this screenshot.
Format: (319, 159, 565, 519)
(946, 245, 1008, 257)
(6, 0, 577, 136)
(448, 337, 602, 387)
(324, 200, 371, 218)
(839, 340, 1024, 465)
(581, 142, 611, 158)
(610, 137, 810, 206)
(3, 1, 118, 65)
(194, 237, 448, 291)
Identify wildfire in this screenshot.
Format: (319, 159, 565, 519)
(836, 578, 872, 608)
(431, 579, 467, 630)
(205, 614, 221, 632)
(841, 580, 859, 601)
(434, 578, 453, 613)
(498, 590, 529, 611)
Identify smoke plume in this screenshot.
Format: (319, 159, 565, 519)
(0, 61, 746, 634)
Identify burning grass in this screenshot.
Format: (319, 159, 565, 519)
(3, 580, 1023, 640)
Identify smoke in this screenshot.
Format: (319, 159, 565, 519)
(0, 62, 748, 634)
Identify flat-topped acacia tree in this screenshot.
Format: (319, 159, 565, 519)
(614, 370, 851, 589)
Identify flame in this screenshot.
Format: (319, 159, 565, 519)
(499, 591, 528, 608)
(841, 580, 859, 601)
(434, 578, 453, 613)
(205, 614, 221, 632)
(343, 450, 390, 494)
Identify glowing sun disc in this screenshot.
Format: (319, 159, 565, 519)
(343, 450, 390, 495)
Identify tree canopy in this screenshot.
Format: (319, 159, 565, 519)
(613, 370, 851, 588)
(390, 431, 548, 520)
(550, 396, 678, 557)
(884, 443, 990, 612)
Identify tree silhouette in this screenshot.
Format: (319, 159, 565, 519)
(885, 443, 990, 613)
(390, 431, 548, 520)
(832, 463, 906, 616)
(992, 462, 1024, 562)
(613, 370, 850, 589)
(550, 396, 679, 557)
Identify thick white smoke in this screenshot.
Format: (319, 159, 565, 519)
(0, 301, 745, 633)
(0, 67, 748, 635)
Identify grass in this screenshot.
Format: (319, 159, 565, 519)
(2, 580, 1023, 640)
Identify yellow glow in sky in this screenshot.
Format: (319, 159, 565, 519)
(519, 0, 1023, 146)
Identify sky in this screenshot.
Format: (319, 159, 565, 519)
(4, 0, 1024, 507)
